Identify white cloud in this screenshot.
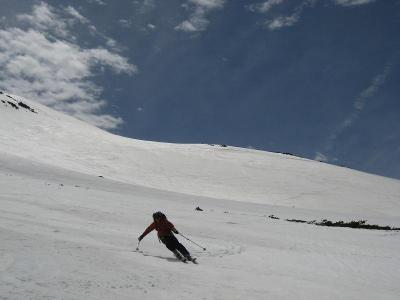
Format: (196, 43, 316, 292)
(118, 19, 132, 28)
(333, 0, 376, 6)
(249, 0, 286, 13)
(188, 0, 225, 9)
(147, 23, 156, 30)
(267, 14, 299, 30)
(249, 0, 317, 31)
(64, 6, 89, 24)
(175, 15, 209, 32)
(175, 0, 225, 32)
(17, 2, 69, 37)
(0, 2, 136, 130)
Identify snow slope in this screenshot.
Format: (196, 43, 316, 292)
(1, 92, 399, 217)
(1, 92, 400, 299)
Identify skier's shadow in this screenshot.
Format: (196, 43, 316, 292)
(137, 251, 181, 262)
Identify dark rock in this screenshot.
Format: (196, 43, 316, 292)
(7, 101, 19, 109)
(281, 152, 294, 156)
(283, 217, 399, 231)
(18, 101, 36, 113)
(314, 219, 397, 230)
(285, 219, 307, 223)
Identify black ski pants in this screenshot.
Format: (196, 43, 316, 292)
(160, 235, 189, 256)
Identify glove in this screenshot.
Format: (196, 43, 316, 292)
(173, 229, 179, 234)
(138, 235, 144, 241)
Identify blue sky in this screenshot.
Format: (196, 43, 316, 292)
(0, 0, 399, 179)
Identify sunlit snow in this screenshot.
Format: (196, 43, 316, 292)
(1, 92, 399, 299)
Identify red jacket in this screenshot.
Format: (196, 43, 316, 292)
(141, 219, 177, 239)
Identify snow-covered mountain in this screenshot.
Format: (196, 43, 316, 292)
(1, 92, 399, 216)
(1, 92, 400, 299)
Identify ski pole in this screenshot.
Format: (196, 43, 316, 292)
(179, 233, 206, 251)
(136, 241, 141, 251)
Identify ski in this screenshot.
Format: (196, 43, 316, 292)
(178, 257, 198, 264)
(186, 257, 198, 264)
(178, 256, 188, 263)
(174, 252, 188, 263)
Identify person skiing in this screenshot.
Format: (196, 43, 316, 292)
(138, 211, 194, 262)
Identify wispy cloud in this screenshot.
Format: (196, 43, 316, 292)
(250, 0, 375, 31)
(268, 0, 317, 31)
(314, 152, 328, 162)
(118, 19, 132, 28)
(133, 0, 157, 14)
(86, 0, 106, 5)
(147, 23, 156, 30)
(248, 0, 287, 14)
(175, 0, 225, 32)
(333, 0, 377, 7)
(315, 56, 397, 162)
(64, 6, 90, 24)
(17, 2, 70, 37)
(0, 2, 136, 130)
(267, 14, 300, 30)
(249, 0, 317, 31)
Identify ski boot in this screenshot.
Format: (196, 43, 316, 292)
(173, 250, 187, 262)
(185, 254, 197, 263)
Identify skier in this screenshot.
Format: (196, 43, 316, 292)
(138, 211, 194, 262)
